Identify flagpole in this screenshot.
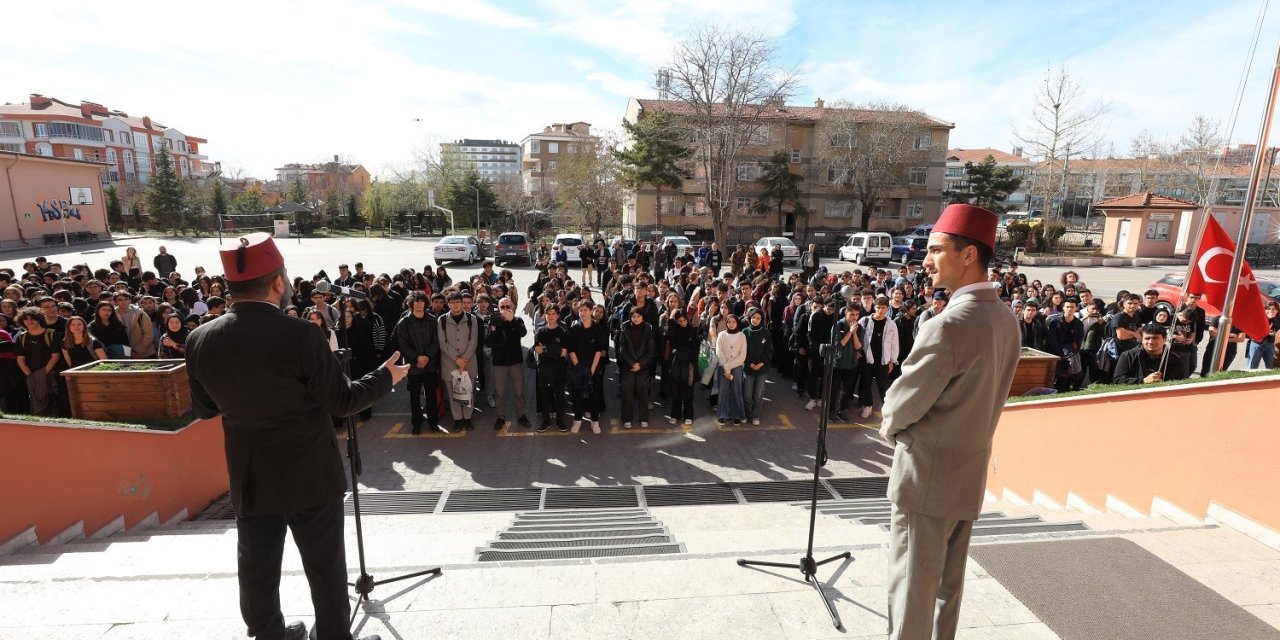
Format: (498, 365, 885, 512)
(1210, 39, 1280, 374)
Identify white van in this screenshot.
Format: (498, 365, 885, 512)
(838, 232, 893, 266)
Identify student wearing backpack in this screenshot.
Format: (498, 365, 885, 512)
(15, 307, 61, 416)
(438, 292, 479, 431)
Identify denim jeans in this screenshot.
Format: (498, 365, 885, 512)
(1247, 340, 1276, 369)
(742, 371, 767, 420)
(717, 366, 746, 420)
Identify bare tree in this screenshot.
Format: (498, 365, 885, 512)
(493, 173, 555, 236)
(813, 100, 935, 231)
(1177, 115, 1226, 206)
(550, 130, 624, 236)
(1013, 65, 1109, 219)
(661, 26, 801, 247)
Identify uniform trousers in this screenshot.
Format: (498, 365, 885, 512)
(441, 358, 478, 421)
(236, 497, 350, 640)
(620, 368, 651, 423)
(886, 505, 974, 640)
(859, 362, 893, 408)
(406, 372, 440, 427)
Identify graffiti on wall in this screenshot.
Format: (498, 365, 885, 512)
(35, 199, 83, 222)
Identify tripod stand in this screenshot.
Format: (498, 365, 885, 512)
(336, 347, 442, 628)
(737, 343, 850, 630)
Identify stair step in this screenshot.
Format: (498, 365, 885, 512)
(486, 535, 674, 550)
(849, 512, 1012, 525)
(476, 543, 683, 562)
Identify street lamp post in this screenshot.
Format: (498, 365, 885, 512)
(468, 185, 480, 234)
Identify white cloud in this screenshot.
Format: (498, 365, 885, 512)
(387, 0, 538, 29)
(587, 71, 651, 98)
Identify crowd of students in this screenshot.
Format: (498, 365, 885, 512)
(2, 240, 1274, 425)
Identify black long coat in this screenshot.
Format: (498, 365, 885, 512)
(186, 301, 392, 517)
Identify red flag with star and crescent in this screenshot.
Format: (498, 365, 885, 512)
(1186, 216, 1271, 341)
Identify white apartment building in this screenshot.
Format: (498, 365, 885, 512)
(441, 139, 521, 182)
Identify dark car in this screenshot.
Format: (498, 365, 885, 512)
(494, 232, 533, 266)
(891, 236, 928, 264)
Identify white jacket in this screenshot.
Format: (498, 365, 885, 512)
(859, 314, 900, 365)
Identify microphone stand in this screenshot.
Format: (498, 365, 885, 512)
(737, 343, 851, 629)
(333, 302, 441, 630)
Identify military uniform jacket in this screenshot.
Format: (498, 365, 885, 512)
(881, 285, 1020, 521)
(186, 301, 392, 517)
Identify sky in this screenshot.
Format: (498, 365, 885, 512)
(4, 0, 1280, 179)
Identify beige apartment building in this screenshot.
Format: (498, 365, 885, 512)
(521, 122, 597, 195)
(621, 97, 953, 245)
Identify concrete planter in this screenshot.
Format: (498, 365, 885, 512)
(62, 360, 191, 421)
(1010, 348, 1059, 396)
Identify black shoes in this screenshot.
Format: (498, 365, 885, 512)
(283, 621, 306, 640)
(453, 421, 465, 433)
(410, 422, 422, 435)
(833, 411, 849, 423)
(494, 418, 507, 431)
(517, 415, 531, 427)
(556, 420, 569, 432)
(465, 419, 475, 431)
(537, 416, 550, 432)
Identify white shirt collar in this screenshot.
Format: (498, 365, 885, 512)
(950, 281, 1000, 300)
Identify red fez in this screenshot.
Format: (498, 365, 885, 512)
(219, 232, 284, 282)
(933, 204, 998, 249)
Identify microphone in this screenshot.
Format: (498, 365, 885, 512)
(315, 279, 367, 300)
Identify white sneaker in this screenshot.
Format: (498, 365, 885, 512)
(683, 419, 693, 426)
(640, 421, 648, 428)
(623, 421, 632, 429)
(668, 417, 677, 425)
(805, 399, 817, 411)
(571, 420, 582, 434)
(860, 406, 873, 419)
(752, 418, 760, 426)
(590, 421, 601, 434)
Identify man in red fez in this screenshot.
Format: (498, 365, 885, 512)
(185, 233, 408, 640)
(878, 205, 1022, 640)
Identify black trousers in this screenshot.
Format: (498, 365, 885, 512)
(859, 363, 892, 408)
(236, 497, 349, 640)
(832, 367, 859, 411)
(407, 373, 440, 427)
(806, 353, 825, 399)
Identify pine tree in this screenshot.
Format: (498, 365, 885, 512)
(208, 180, 229, 234)
(345, 193, 360, 227)
(446, 168, 502, 231)
(752, 150, 806, 225)
(144, 147, 187, 234)
(104, 185, 123, 228)
(963, 155, 1023, 213)
(614, 112, 693, 221)
(286, 177, 309, 205)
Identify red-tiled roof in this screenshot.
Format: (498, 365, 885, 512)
(946, 148, 1029, 164)
(636, 98, 954, 129)
(1094, 192, 1200, 208)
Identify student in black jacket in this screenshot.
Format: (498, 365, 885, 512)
(394, 291, 442, 434)
(487, 297, 529, 430)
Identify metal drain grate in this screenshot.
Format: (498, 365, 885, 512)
(825, 477, 890, 499)
(642, 483, 741, 507)
(488, 536, 672, 550)
(517, 507, 647, 519)
(498, 527, 667, 540)
(344, 491, 441, 516)
(544, 486, 640, 509)
(441, 489, 542, 513)
(477, 544, 683, 562)
(738, 480, 832, 503)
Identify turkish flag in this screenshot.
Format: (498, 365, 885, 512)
(1186, 216, 1271, 341)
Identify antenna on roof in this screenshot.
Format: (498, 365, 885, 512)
(655, 68, 672, 99)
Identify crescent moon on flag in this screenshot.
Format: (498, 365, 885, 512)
(1197, 246, 1233, 284)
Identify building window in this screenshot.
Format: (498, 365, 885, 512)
(567, 144, 577, 154)
(120, 131, 131, 145)
(659, 195, 682, 216)
(548, 142, 559, 153)
(736, 197, 763, 216)
(46, 122, 105, 142)
(826, 132, 854, 147)
(0, 143, 20, 152)
(945, 167, 964, 178)
(0, 121, 21, 137)
(107, 148, 116, 163)
(827, 167, 848, 183)
(914, 133, 932, 150)
(691, 197, 708, 215)
(35, 142, 53, 156)
(1146, 220, 1170, 240)
(548, 160, 558, 171)
(34, 123, 48, 138)
(180, 157, 190, 174)
(909, 167, 927, 185)
(824, 199, 852, 218)
(747, 127, 770, 146)
(790, 148, 801, 164)
(737, 162, 758, 181)
(907, 201, 924, 219)
(529, 140, 539, 154)
(74, 148, 84, 160)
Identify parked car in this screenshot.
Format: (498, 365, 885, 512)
(433, 235, 481, 265)
(553, 233, 584, 264)
(891, 235, 928, 264)
(755, 237, 800, 265)
(838, 232, 894, 265)
(903, 223, 934, 238)
(610, 236, 638, 256)
(1149, 272, 1280, 317)
(494, 231, 533, 266)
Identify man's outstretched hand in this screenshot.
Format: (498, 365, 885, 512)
(383, 351, 411, 385)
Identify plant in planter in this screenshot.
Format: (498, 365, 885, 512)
(61, 359, 191, 421)
(1009, 347, 1059, 397)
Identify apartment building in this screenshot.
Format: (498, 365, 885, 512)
(521, 122, 597, 194)
(621, 98, 953, 240)
(0, 94, 209, 189)
(441, 139, 521, 182)
(274, 156, 371, 196)
(944, 147, 1034, 208)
